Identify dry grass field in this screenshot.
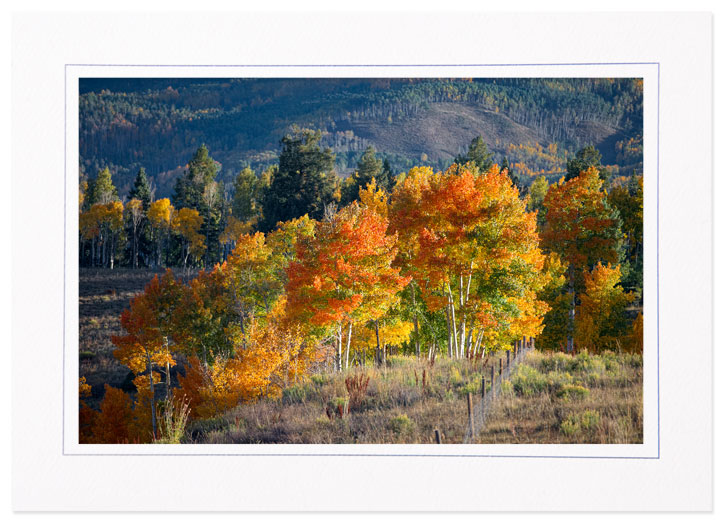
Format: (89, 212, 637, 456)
(473, 350, 643, 444)
(191, 350, 642, 445)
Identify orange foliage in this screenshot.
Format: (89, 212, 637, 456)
(90, 385, 134, 444)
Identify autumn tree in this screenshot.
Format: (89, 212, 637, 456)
(541, 167, 623, 351)
(112, 271, 181, 438)
(389, 166, 436, 358)
(286, 200, 409, 371)
(527, 175, 549, 226)
(391, 164, 548, 360)
(574, 262, 636, 351)
(172, 207, 206, 269)
(147, 198, 174, 268)
(85, 167, 118, 209)
(90, 385, 134, 444)
(171, 265, 241, 364)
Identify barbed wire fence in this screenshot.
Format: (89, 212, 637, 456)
(462, 337, 535, 444)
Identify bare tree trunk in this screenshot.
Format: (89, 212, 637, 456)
(375, 319, 382, 366)
(567, 269, 575, 353)
(445, 307, 453, 358)
(344, 322, 352, 370)
(132, 223, 138, 268)
(410, 282, 420, 359)
(148, 357, 156, 440)
(335, 324, 343, 372)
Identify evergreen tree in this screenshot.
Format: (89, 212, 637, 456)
(261, 128, 335, 231)
(128, 167, 152, 209)
(125, 167, 153, 267)
(455, 136, 494, 172)
(172, 145, 222, 266)
(566, 145, 611, 184)
(342, 146, 384, 204)
(381, 158, 395, 191)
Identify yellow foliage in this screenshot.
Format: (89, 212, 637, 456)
(79, 376, 92, 398)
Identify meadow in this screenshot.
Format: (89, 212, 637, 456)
(187, 350, 642, 445)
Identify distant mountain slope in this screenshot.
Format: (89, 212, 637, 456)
(79, 78, 643, 198)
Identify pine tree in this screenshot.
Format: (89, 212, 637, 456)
(566, 145, 611, 185)
(129, 167, 152, 209)
(342, 146, 384, 204)
(127, 167, 153, 266)
(455, 136, 494, 172)
(172, 145, 222, 266)
(261, 128, 335, 231)
(381, 158, 395, 192)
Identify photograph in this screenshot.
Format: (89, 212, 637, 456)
(76, 76, 644, 446)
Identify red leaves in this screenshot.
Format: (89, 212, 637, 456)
(285, 202, 409, 336)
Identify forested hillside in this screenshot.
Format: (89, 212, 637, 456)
(79, 78, 643, 198)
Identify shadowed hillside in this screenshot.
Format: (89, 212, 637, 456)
(79, 77, 643, 197)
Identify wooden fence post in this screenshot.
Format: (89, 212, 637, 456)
(506, 349, 511, 369)
(467, 392, 475, 436)
(481, 377, 486, 421)
(490, 366, 495, 399)
(434, 429, 442, 444)
(499, 358, 503, 377)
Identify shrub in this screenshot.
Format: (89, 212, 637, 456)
(457, 375, 482, 398)
(156, 395, 192, 444)
(540, 352, 571, 372)
(328, 396, 349, 417)
(450, 367, 464, 386)
(389, 414, 415, 435)
(556, 384, 590, 401)
(580, 410, 601, 430)
(500, 380, 513, 395)
(310, 374, 327, 386)
(545, 370, 574, 392)
(511, 365, 548, 396)
(345, 373, 370, 410)
(282, 384, 308, 404)
(568, 351, 606, 375)
(560, 415, 580, 437)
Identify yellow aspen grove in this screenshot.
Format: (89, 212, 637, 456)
(171, 207, 206, 269)
(147, 198, 174, 268)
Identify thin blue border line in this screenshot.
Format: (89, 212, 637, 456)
(65, 63, 659, 458)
